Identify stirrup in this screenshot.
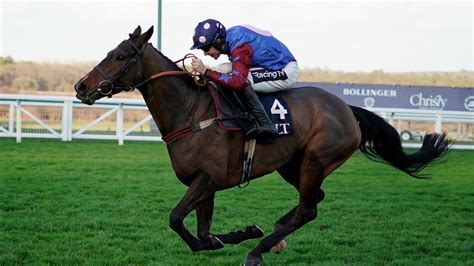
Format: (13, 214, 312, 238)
(257, 125, 279, 137)
(245, 125, 278, 139)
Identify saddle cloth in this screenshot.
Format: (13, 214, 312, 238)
(207, 83, 294, 136)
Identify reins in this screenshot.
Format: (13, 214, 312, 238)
(173, 53, 207, 86)
(132, 53, 207, 89)
(131, 70, 189, 89)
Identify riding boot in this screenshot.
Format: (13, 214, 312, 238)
(242, 85, 279, 138)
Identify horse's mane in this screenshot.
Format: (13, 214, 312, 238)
(147, 45, 210, 119)
(150, 45, 199, 89)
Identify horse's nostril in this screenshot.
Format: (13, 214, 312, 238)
(75, 82, 85, 94)
(75, 75, 89, 94)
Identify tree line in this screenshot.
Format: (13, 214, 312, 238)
(0, 58, 94, 94)
(0, 57, 472, 95)
(0, 56, 14, 65)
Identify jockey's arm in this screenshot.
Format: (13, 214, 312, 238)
(204, 44, 252, 90)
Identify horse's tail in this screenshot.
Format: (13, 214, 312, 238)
(350, 105, 453, 178)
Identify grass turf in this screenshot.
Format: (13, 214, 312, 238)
(0, 138, 473, 265)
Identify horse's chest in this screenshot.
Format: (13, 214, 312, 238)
(168, 144, 236, 187)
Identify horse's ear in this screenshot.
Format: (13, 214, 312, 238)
(129, 25, 142, 39)
(136, 26, 154, 44)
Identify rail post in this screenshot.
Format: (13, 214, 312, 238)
(61, 100, 71, 141)
(435, 113, 442, 134)
(16, 100, 21, 143)
(67, 101, 73, 141)
(9, 103, 14, 134)
(117, 103, 124, 145)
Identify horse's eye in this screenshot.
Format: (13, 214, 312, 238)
(116, 54, 126, 61)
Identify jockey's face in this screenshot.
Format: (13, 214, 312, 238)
(203, 46, 221, 60)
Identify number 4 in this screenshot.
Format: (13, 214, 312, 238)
(270, 99, 288, 120)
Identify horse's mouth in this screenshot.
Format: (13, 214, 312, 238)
(76, 91, 100, 105)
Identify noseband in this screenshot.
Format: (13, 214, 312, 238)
(92, 41, 204, 98)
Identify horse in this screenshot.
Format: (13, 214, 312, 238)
(74, 26, 452, 265)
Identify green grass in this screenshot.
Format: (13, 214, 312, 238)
(1, 138, 473, 265)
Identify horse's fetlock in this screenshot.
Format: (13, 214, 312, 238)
(190, 244, 202, 252)
(259, 239, 276, 253)
(169, 213, 183, 230)
(197, 232, 208, 240)
(305, 209, 317, 221)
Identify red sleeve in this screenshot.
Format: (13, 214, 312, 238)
(204, 43, 253, 90)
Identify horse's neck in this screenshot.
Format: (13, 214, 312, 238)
(138, 46, 207, 136)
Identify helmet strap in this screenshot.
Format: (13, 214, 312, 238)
(212, 37, 226, 53)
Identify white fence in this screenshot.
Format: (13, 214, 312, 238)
(0, 94, 160, 145)
(0, 94, 473, 149)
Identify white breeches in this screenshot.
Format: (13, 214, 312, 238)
(213, 61, 298, 93)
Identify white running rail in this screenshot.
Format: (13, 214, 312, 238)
(0, 94, 473, 149)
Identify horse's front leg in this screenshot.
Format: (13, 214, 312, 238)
(169, 173, 223, 252)
(196, 196, 264, 245)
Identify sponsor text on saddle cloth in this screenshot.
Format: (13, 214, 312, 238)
(207, 83, 294, 136)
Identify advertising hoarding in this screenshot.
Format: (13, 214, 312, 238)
(299, 82, 474, 112)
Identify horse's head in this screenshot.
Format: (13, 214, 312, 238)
(75, 25, 154, 105)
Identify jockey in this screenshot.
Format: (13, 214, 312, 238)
(190, 19, 298, 138)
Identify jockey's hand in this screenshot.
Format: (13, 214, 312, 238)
(191, 58, 206, 74)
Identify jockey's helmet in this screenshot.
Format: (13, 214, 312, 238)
(191, 19, 226, 52)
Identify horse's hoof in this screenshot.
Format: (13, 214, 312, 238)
(201, 234, 224, 250)
(245, 225, 264, 238)
(270, 239, 287, 254)
(243, 255, 262, 266)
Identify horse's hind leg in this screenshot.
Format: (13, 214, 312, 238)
(272, 189, 325, 230)
(196, 195, 264, 245)
(270, 156, 326, 253)
(244, 151, 325, 265)
(275, 156, 327, 229)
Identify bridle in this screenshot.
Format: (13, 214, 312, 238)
(91, 40, 204, 98)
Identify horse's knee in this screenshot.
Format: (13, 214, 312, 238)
(169, 212, 182, 231)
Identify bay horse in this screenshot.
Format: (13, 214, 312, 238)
(74, 26, 452, 265)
